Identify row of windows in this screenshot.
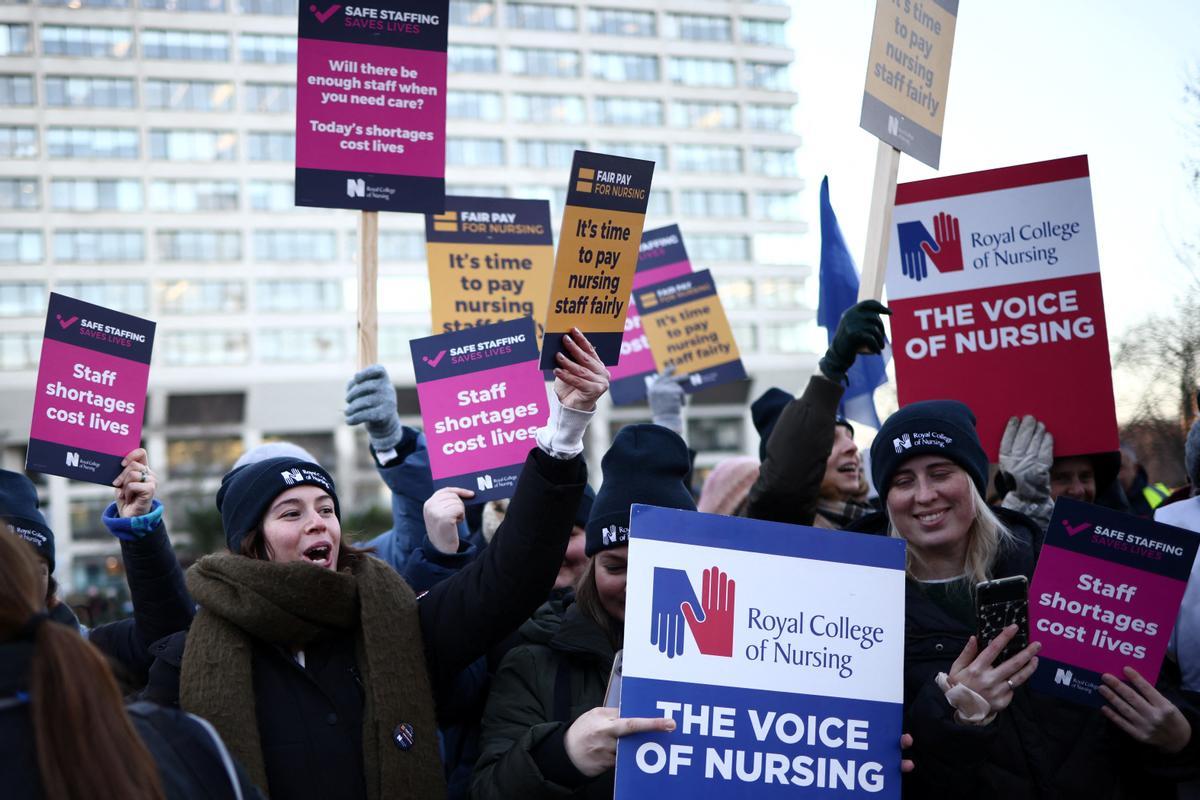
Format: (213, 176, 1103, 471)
(3, 0, 298, 14)
(0, 24, 296, 62)
(0, 75, 288, 113)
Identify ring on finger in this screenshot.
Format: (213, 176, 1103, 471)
(1006, 679, 1015, 691)
(140, 470, 148, 482)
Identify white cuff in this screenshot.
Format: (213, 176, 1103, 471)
(936, 672, 996, 726)
(373, 446, 398, 466)
(536, 391, 594, 460)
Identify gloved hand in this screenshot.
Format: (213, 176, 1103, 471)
(819, 300, 890, 382)
(345, 364, 404, 452)
(647, 365, 686, 436)
(998, 415, 1054, 530)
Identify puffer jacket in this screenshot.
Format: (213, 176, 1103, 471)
(472, 598, 615, 800)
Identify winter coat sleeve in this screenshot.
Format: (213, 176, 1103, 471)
(743, 374, 845, 526)
(901, 676, 1000, 797)
(418, 448, 586, 692)
(402, 534, 481, 594)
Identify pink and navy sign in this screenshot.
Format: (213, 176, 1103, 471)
(1029, 498, 1199, 707)
(295, 0, 449, 212)
(617, 506, 906, 798)
(609, 225, 693, 406)
(887, 156, 1117, 460)
(410, 316, 547, 503)
(27, 294, 155, 486)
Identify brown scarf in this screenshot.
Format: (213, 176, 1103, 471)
(179, 552, 444, 800)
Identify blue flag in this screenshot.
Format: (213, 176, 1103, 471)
(817, 176, 889, 429)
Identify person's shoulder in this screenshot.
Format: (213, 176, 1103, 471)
(1155, 495, 1200, 530)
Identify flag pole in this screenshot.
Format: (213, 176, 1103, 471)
(858, 139, 901, 302)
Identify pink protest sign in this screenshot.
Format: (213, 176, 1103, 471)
(411, 317, 547, 502)
(1029, 498, 1199, 707)
(295, 0, 448, 212)
(27, 293, 155, 485)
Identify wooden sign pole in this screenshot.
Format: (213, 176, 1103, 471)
(357, 210, 379, 369)
(858, 139, 901, 303)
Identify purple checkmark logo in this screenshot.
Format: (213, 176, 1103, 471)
(309, 3, 341, 23)
(1062, 520, 1091, 537)
(56, 314, 78, 330)
(422, 350, 447, 368)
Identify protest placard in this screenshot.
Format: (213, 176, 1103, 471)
(425, 196, 554, 339)
(886, 155, 1117, 459)
(294, 0, 448, 212)
(610, 224, 694, 406)
(616, 505, 905, 798)
(635, 270, 746, 395)
(1029, 498, 1199, 707)
(26, 293, 155, 486)
(411, 317, 547, 502)
(860, 0, 957, 170)
(539, 151, 655, 369)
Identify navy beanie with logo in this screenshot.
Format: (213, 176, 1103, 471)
(870, 400, 988, 497)
(0, 469, 55, 572)
(216, 457, 340, 554)
(586, 424, 696, 556)
(751, 387, 793, 462)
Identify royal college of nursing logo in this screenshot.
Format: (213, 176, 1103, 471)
(650, 566, 735, 659)
(897, 211, 964, 282)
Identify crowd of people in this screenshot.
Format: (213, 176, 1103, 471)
(3, 309, 1200, 799)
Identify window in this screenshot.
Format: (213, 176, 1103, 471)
(243, 81, 294, 113)
(54, 230, 143, 262)
(664, 14, 731, 41)
(379, 325, 432, 361)
(756, 277, 806, 309)
(506, 3, 576, 31)
(47, 127, 139, 159)
(715, 277, 753, 309)
(680, 189, 745, 218)
(0, 74, 33, 105)
(447, 90, 502, 121)
(741, 18, 787, 46)
(446, 184, 507, 198)
(515, 184, 565, 218)
(509, 93, 584, 124)
(1, 333, 39, 370)
(687, 417, 744, 453)
(247, 131, 294, 161)
(142, 29, 229, 61)
(157, 230, 241, 261)
(236, 0, 297, 14)
(44, 76, 136, 108)
(0, 283, 44, 317)
(646, 189, 671, 217)
(55, 281, 148, 313)
(41, 0, 129, 7)
(378, 275, 431, 312)
(674, 144, 741, 173)
(0, 177, 38, 209)
(447, 44, 497, 73)
(671, 100, 737, 129)
(507, 48, 579, 78)
(51, 178, 142, 211)
(165, 437, 244, 479)
(0, 126, 36, 158)
(162, 332, 248, 366)
(239, 33, 296, 63)
(587, 8, 654, 36)
(450, 0, 495, 27)
(690, 233, 750, 262)
(756, 191, 801, 221)
(0, 230, 39, 262)
(143, 0, 226, 11)
(149, 129, 237, 160)
(0, 24, 30, 56)
(256, 279, 342, 311)
(589, 52, 657, 82)
(446, 137, 504, 167)
(253, 230, 337, 261)
(596, 141, 665, 165)
(751, 147, 797, 176)
(732, 322, 757, 352)
(247, 180, 293, 211)
(515, 139, 583, 169)
(753, 232, 803, 264)
(745, 103, 793, 131)
(668, 57, 736, 87)
(745, 62, 791, 91)
(259, 329, 346, 363)
(144, 79, 234, 111)
(149, 179, 238, 212)
(157, 280, 245, 314)
(593, 96, 662, 126)
(378, 231, 423, 261)
(40, 26, 133, 58)
(761, 321, 807, 353)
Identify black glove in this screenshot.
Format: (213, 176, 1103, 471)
(818, 300, 890, 382)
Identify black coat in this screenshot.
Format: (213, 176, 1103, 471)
(144, 448, 587, 800)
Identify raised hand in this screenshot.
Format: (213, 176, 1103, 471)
(999, 415, 1053, 499)
(650, 567, 699, 659)
(920, 211, 964, 273)
(897, 221, 935, 282)
(820, 300, 891, 381)
(681, 566, 736, 658)
(345, 363, 403, 451)
(553, 328, 610, 412)
(946, 626, 1041, 715)
(1100, 666, 1193, 754)
(113, 448, 156, 518)
(423, 486, 473, 555)
(647, 365, 687, 435)
(564, 707, 676, 777)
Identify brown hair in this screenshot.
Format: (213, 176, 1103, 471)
(574, 556, 624, 652)
(0, 535, 164, 800)
(238, 524, 370, 570)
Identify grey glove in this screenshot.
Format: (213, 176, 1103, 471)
(999, 415, 1054, 530)
(345, 364, 403, 452)
(648, 365, 687, 436)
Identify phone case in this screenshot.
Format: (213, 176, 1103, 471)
(977, 596, 1028, 663)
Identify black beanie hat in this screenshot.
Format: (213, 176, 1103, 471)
(586, 424, 696, 556)
(216, 457, 340, 554)
(870, 400, 988, 497)
(574, 483, 596, 530)
(751, 387, 793, 462)
(0, 469, 54, 573)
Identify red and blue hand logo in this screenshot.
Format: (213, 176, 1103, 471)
(650, 566, 735, 659)
(897, 211, 964, 282)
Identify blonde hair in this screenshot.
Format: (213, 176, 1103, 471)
(888, 486, 1014, 586)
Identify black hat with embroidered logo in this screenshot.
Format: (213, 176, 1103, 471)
(0, 469, 55, 573)
(216, 457, 340, 554)
(870, 400, 988, 497)
(586, 424, 696, 557)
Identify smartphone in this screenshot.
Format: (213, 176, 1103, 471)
(603, 650, 623, 709)
(975, 576, 1029, 664)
